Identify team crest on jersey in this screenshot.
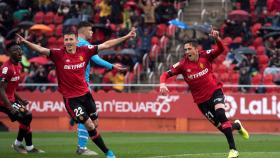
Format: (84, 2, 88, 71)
(79, 56, 84, 61)
(199, 63, 204, 69)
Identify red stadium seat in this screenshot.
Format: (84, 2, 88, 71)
(151, 36, 159, 45)
(33, 11, 44, 24)
(55, 24, 63, 37)
(149, 44, 160, 60)
(256, 46, 266, 55)
(44, 11, 54, 24)
(251, 23, 262, 37)
(220, 73, 229, 83)
(230, 73, 239, 84)
(45, 24, 55, 37)
(233, 36, 242, 43)
(257, 55, 269, 65)
(47, 36, 57, 47)
(159, 36, 169, 50)
(54, 14, 64, 25)
(222, 37, 233, 46)
(217, 66, 227, 74)
(263, 74, 275, 93)
(267, 0, 274, 11)
(251, 73, 262, 85)
(253, 37, 263, 48)
(156, 24, 167, 37)
(167, 25, 176, 37)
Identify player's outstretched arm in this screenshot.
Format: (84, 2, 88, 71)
(91, 55, 113, 69)
(208, 29, 225, 59)
(97, 27, 136, 51)
(159, 72, 170, 95)
(16, 34, 50, 56)
(112, 63, 128, 72)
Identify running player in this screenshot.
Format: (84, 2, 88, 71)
(159, 29, 249, 158)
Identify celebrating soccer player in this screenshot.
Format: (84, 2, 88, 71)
(16, 27, 136, 158)
(0, 42, 44, 154)
(159, 28, 249, 158)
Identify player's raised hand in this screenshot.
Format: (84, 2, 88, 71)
(16, 33, 26, 43)
(159, 83, 169, 96)
(126, 27, 137, 39)
(113, 63, 128, 72)
(209, 26, 219, 39)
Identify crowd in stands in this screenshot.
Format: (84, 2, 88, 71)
(0, 0, 186, 92)
(217, 0, 280, 93)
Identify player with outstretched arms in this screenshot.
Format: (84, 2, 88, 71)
(159, 28, 249, 158)
(16, 27, 136, 158)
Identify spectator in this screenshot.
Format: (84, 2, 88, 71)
(98, 0, 111, 24)
(110, 0, 122, 24)
(255, 0, 267, 15)
(238, 59, 251, 93)
(136, 26, 156, 58)
(139, 0, 156, 25)
(264, 49, 280, 75)
(155, 0, 177, 24)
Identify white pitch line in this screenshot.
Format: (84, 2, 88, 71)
(141, 151, 280, 158)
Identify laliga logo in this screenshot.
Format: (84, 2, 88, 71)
(224, 95, 238, 118)
(155, 95, 179, 116)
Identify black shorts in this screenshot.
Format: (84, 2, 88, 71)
(197, 89, 225, 127)
(64, 92, 98, 123)
(0, 101, 30, 123)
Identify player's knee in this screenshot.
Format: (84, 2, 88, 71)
(84, 119, 96, 131)
(23, 112, 32, 124)
(88, 128, 99, 140)
(215, 108, 228, 123)
(93, 119, 98, 128)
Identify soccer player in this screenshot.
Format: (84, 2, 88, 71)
(159, 29, 249, 158)
(75, 21, 126, 156)
(0, 42, 44, 154)
(16, 27, 136, 158)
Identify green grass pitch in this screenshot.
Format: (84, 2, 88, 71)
(0, 132, 280, 158)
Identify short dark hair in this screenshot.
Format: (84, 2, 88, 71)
(185, 39, 199, 47)
(6, 41, 19, 51)
(77, 21, 92, 30)
(63, 28, 77, 36)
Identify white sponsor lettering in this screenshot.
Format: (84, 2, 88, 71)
(225, 95, 280, 118)
(26, 101, 66, 112)
(10, 76, 20, 81)
(64, 62, 85, 70)
(2, 67, 8, 74)
(188, 68, 208, 79)
(95, 95, 179, 116)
